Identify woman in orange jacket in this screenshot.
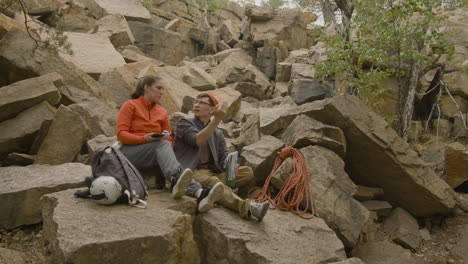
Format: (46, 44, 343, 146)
(117, 75, 223, 212)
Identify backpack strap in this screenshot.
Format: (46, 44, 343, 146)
(91, 146, 109, 178)
(112, 147, 148, 205)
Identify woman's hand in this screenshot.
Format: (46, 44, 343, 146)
(144, 133, 161, 143)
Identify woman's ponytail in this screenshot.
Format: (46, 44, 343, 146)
(131, 75, 161, 99)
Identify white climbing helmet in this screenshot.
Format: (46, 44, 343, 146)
(90, 176, 123, 205)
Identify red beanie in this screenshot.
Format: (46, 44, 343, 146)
(202, 93, 219, 106)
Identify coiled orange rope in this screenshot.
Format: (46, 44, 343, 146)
(249, 146, 315, 219)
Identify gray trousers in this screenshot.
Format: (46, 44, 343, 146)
(121, 140, 201, 196)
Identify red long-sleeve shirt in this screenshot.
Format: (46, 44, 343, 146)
(116, 96, 173, 145)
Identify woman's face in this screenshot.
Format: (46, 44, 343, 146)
(144, 80, 164, 104)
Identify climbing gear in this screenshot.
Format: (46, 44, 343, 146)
(249, 201, 270, 222)
(90, 146, 148, 208)
(90, 176, 123, 205)
(249, 146, 315, 219)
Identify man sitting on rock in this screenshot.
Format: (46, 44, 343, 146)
(173, 93, 269, 221)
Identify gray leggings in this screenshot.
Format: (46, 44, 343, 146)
(121, 140, 201, 196)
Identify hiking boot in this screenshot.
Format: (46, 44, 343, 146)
(249, 201, 270, 222)
(84, 176, 93, 188)
(171, 168, 193, 199)
(197, 182, 224, 213)
(74, 189, 91, 198)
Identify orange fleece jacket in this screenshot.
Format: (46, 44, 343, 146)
(116, 96, 173, 145)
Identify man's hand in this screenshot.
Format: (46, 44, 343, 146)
(213, 101, 228, 123)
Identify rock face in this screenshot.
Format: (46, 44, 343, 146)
(129, 22, 196, 65)
(35, 105, 88, 165)
(194, 208, 346, 264)
(0, 73, 61, 121)
(68, 103, 115, 137)
(445, 142, 468, 189)
(0, 163, 88, 229)
(42, 190, 200, 264)
(92, 14, 135, 48)
(240, 135, 284, 183)
(295, 95, 456, 217)
(282, 115, 346, 158)
(247, 9, 317, 50)
(60, 32, 126, 78)
(83, 0, 151, 22)
(271, 146, 370, 248)
(384, 207, 421, 251)
(288, 79, 334, 105)
(0, 247, 26, 264)
(0, 101, 56, 160)
(352, 242, 423, 264)
(0, 30, 115, 102)
(182, 65, 217, 91)
(361, 200, 392, 218)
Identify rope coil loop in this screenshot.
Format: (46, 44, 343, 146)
(249, 146, 315, 219)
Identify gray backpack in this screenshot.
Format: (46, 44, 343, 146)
(92, 146, 148, 208)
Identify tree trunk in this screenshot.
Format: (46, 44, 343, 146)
(320, 0, 334, 25)
(333, 0, 353, 41)
(399, 58, 421, 140)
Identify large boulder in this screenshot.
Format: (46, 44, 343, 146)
(210, 50, 253, 86)
(129, 21, 196, 65)
(445, 142, 468, 189)
(91, 14, 135, 48)
(182, 65, 217, 91)
(42, 190, 200, 264)
(444, 63, 468, 99)
(282, 115, 346, 158)
(261, 95, 457, 217)
(68, 103, 115, 137)
(384, 207, 421, 251)
(271, 146, 370, 248)
(0, 163, 88, 229)
(0, 13, 26, 40)
(439, 95, 468, 118)
(0, 73, 61, 121)
(35, 105, 88, 165)
(237, 110, 260, 149)
(82, 0, 151, 22)
(60, 32, 127, 79)
(22, 0, 59, 15)
(0, 247, 26, 264)
(247, 9, 317, 51)
(118, 45, 165, 65)
(59, 85, 118, 127)
(352, 242, 423, 264)
(0, 30, 115, 102)
(288, 79, 334, 105)
(0, 101, 56, 160)
(218, 20, 240, 47)
(194, 208, 346, 264)
(240, 135, 284, 183)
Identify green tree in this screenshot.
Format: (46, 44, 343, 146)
(313, 0, 455, 140)
(1, 0, 72, 55)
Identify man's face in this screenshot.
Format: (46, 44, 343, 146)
(192, 97, 215, 118)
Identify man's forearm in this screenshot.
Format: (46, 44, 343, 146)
(196, 119, 220, 146)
